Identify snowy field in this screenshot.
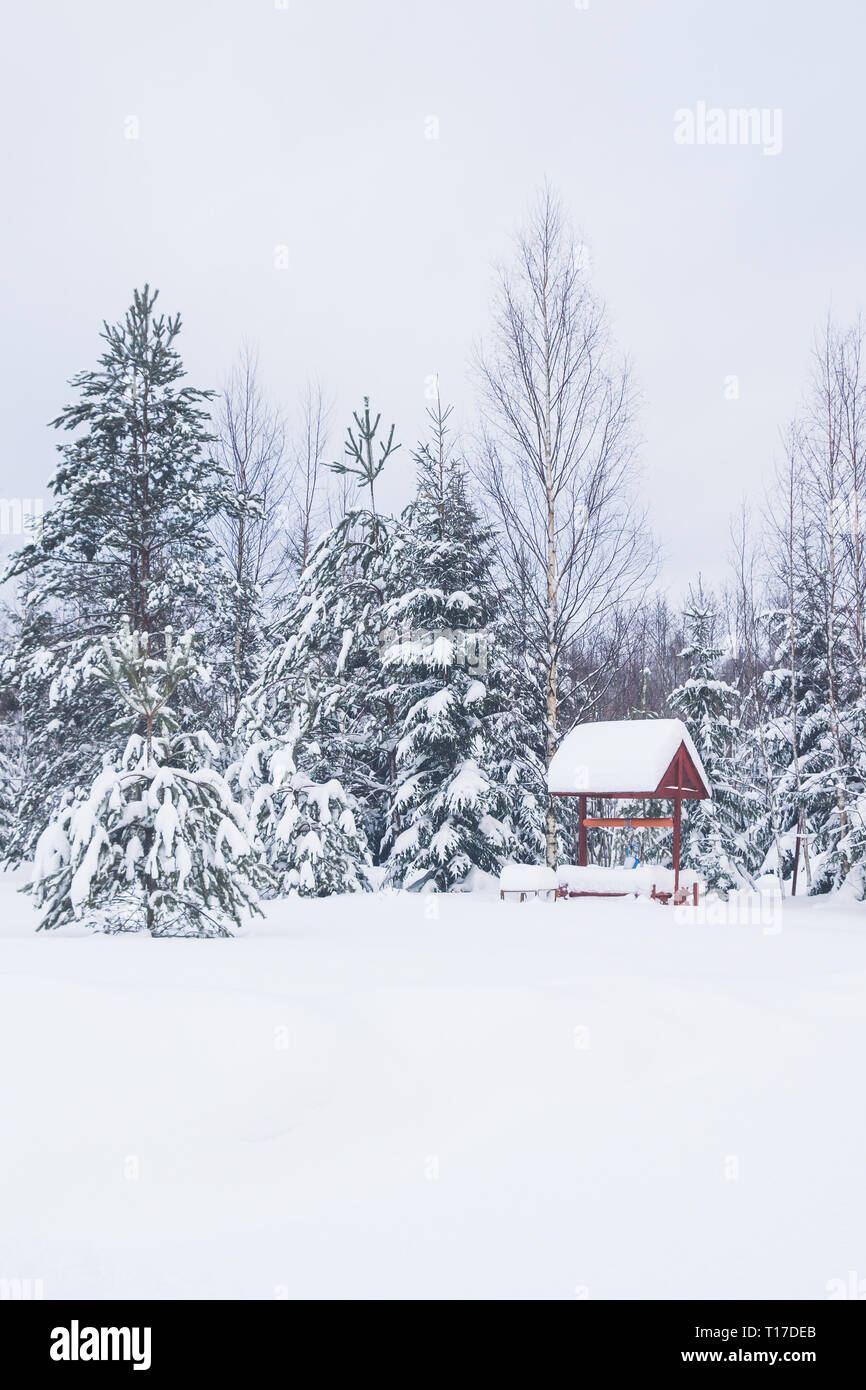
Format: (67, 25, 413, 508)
(0, 869, 864, 1301)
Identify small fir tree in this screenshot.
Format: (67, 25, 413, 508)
(233, 718, 372, 897)
(30, 624, 268, 935)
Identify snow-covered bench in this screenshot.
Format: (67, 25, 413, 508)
(556, 864, 700, 904)
(499, 865, 558, 902)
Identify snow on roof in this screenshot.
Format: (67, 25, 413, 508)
(547, 718, 711, 797)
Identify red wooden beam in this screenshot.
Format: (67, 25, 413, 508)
(551, 788, 705, 800)
(583, 817, 673, 828)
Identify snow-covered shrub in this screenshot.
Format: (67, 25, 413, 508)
(236, 505, 401, 860)
(29, 621, 270, 934)
(31, 733, 269, 935)
(234, 736, 371, 897)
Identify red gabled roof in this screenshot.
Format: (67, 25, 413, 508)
(655, 743, 710, 799)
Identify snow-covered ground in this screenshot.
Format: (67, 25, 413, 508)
(0, 869, 863, 1300)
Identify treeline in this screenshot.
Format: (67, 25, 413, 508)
(0, 190, 862, 934)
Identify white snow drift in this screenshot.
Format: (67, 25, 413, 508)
(0, 870, 863, 1301)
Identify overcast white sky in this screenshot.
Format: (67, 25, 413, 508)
(2, 0, 864, 594)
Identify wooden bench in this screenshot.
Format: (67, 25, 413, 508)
(499, 866, 557, 902)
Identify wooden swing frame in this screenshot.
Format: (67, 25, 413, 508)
(555, 742, 710, 903)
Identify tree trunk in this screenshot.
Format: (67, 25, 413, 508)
(544, 529, 558, 869)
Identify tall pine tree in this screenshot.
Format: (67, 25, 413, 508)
(235, 399, 402, 871)
(378, 398, 515, 887)
(2, 287, 234, 861)
(669, 587, 756, 894)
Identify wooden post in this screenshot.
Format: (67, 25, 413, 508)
(672, 751, 683, 895)
(578, 795, 587, 866)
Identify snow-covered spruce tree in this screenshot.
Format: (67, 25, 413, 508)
(669, 587, 756, 894)
(2, 286, 235, 862)
(31, 625, 267, 935)
(236, 509, 396, 854)
(233, 714, 372, 896)
(377, 397, 514, 888)
(236, 398, 401, 865)
(484, 636, 548, 865)
(480, 542, 548, 864)
(793, 319, 866, 894)
(755, 320, 866, 897)
(763, 562, 860, 893)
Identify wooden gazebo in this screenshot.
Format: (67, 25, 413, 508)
(546, 718, 711, 902)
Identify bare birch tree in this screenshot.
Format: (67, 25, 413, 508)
(474, 186, 656, 866)
(766, 429, 813, 887)
(213, 346, 291, 733)
(833, 317, 866, 691)
(286, 379, 331, 575)
(802, 319, 852, 872)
